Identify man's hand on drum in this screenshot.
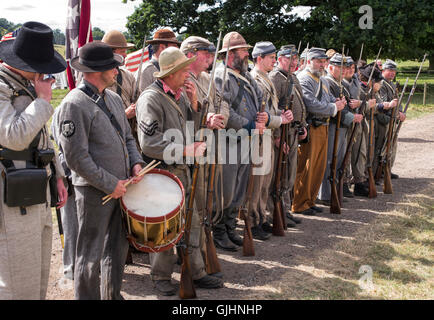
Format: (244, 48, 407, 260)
(110, 179, 128, 199)
(130, 163, 145, 184)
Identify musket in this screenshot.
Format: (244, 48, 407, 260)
(272, 51, 295, 234)
(391, 54, 427, 147)
(296, 41, 302, 69)
(337, 43, 369, 204)
(330, 45, 345, 214)
(383, 78, 408, 194)
(358, 43, 364, 63)
(366, 50, 383, 199)
(202, 31, 222, 275)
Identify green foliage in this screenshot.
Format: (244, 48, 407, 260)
(92, 27, 105, 40)
(0, 18, 21, 37)
(123, 0, 433, 68)
(52, 29, 65, 45)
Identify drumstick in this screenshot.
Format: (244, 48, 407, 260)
(101, 160, 157, 201)
(102, 161, 161, 205)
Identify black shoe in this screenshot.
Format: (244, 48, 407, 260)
(316, 199, 330, 206)
(286, 219, 297, 228)
(208, 272, 223, 279)
(153, 280, 176, 296)
(194, 275, 223, 289)
(354, 183, 369, 197)
(294, 208, 316, 216)
(286, 212, 302, 224)
(343, 183, 354, 198)
(251, 226, 271, 240)
(310, 205, 323, 213)
(213, 233, 238, 252)
(125, 250, 133, 265)
(227, 230, 243, 246)
(391, 173, 399, 179)
(261, 221, 273, 233)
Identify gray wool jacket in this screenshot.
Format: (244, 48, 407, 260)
(56, 80, 145, 195)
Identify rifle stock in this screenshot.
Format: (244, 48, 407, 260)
(367, 108, 377, 198)
(239, 166, 255, 256)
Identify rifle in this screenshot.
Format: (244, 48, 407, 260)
(202, 32, 222, 275)
(132, 35, 147, 102)
(329, 45, 345, 214)
(358, 43, 364, 63)
(391, 54, 427, 148)
(383, 78, 408, 194)
(273, 52, 295, 234)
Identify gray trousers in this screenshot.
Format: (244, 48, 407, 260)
(150, 166, 207, 281)
(74, 185, 129, 300)
(213, 138, 250, 235)
(319, 123, 348, 201)
(60, 188, 78, 280)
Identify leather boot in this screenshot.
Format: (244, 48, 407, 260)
(225, 207, 243, 246)
(343, 183, 354, 198)
(354, 182, 369, 197)
(213, 232, 238, 252)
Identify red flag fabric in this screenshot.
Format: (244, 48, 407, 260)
(124, 47, 150, 73)
(65, 0, 93, 90)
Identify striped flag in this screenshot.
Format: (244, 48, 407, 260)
(65, 0, 93, 89)
(124, 45, 152, 73)
(0, 29, 18, 42)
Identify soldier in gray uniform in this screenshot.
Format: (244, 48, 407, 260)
(318, 54, 363, 205)
(212, 32, 268, 251)
(0, 21, 68, 299)
(57, 42, 146, 300)
(136, 47, 223, 296)
(250, 41, 293, 239)
(292, 48, 346, 215)
(379, 59, 405, 178)
(269, 45, 307, 227)
(136, 29, 181, 94)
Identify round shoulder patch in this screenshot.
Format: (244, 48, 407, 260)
(61, 120, 75, 138)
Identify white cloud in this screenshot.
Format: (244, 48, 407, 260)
(1, 0, 138, 32)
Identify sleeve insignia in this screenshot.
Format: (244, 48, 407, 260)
(61, 120, 75, 138)
(139, 118, 158, 136)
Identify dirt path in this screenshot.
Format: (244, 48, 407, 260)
(46, 113, 434, 300)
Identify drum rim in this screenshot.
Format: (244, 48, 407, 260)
(120, 168, 185, 223)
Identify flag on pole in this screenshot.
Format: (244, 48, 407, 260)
(65, 0, 93, 90)
(124, 45, 152, 73)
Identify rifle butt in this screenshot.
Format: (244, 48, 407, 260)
(240, 209, 255, 256)
(337, 177, 344, 207)
(368, 169, 377, 198)
(204, 229, 222, 274)
(330, 184, 341, 214)
(383, 163, 393, 194)
(179, 256, 197, 299)
(272, 202, 285, 236)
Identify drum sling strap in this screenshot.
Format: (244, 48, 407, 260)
(78, 83, 124, 137)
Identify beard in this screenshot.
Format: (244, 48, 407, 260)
(232, 53, 248, 73)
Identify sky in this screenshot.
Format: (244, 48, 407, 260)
(2, 0, 139, 32)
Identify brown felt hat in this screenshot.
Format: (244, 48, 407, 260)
(153, 47, 196, 79)
(146, 28, 181, 45)
(218, 31, 252, 53)
(102, 30, 135, 49)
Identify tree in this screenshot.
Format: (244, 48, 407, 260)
(92, 27, 105, 40)
(52, 29, 66, 45)
(0, 18, 21, 37)
(122, 0, 433, 69)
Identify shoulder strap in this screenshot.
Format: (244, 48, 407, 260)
(78, 83, 123, 137)
(116, 68, 123, 96)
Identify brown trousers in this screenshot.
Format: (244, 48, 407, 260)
(292, 125, 328, 212)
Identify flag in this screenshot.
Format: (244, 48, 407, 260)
(124, 45, 152, 73)
(0, 29, 18, 42)
(65, 0, 93, 89)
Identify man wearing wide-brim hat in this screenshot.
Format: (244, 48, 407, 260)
(136, 46, 224, 295)
(0, 21, 68, 299)
(212, 31, 268, 252)
(291, 47, 346, 216)
(136, 28, 181, 93)
(379, 58, 403, 179)
(56, 41, 146, 300)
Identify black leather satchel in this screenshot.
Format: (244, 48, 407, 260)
(3, 167, 48, 207)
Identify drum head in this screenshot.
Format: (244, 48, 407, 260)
(122, 169, 184, 221)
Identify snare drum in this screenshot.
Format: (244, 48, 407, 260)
(120, 168, 185, 253)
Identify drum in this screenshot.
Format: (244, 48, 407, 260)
(120, 168, 185, 253)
